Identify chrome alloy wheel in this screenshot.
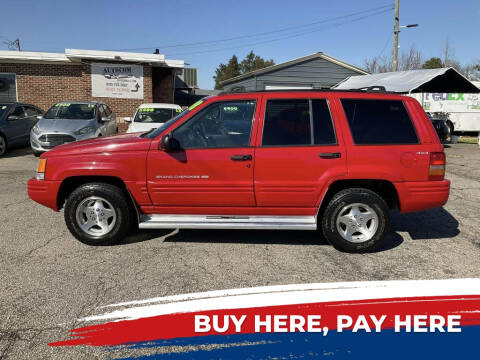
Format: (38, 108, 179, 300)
(335, 203, 379, 243)
(75, 196, 116, 237)
(0, 136, 6, 155)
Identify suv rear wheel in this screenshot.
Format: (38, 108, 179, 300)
(64, 183, 132, 245)
(321, 188, 390, 253)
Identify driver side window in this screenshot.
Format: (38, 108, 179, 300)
(173, 100, 256, 149)
(11, 106, 26, 119)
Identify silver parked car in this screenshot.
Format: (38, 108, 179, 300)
(30, 101, 118, 156)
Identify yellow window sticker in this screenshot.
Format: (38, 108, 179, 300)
(188, 100, 203, 111)
(1, 106, 6, 110)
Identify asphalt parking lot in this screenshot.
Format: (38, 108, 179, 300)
(1, 143, 479, 359)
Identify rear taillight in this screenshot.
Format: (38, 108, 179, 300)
(429, 152, 445, 180)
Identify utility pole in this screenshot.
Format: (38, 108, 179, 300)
(15, 38, 21, 51)
(393, 0, 399, 72)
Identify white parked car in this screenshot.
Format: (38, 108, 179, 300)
(126, 103, 182, 133)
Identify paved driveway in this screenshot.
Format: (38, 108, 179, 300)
(0, 143, 479, 359)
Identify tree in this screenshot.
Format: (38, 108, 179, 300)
(441, 39, 461, 70)
(240, 51, 275, 74)
(213, 51, 275, 89)
(213, 55, 241, 90)
(363, 44, 422, 73)
(398, 44, 423, 71)
(422, 57, 443, 69)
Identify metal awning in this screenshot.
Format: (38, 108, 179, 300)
(333, 67, 479, 93)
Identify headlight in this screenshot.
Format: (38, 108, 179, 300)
(75, 126, 95, 135)
(31, 125, 40, 135)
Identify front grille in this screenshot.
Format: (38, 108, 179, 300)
(38, 134, 76, 147)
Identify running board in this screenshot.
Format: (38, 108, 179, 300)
(138, 214, 317, 230)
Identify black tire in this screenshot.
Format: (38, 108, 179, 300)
(64, 182, 133, 246)
(0, 134, 7, 156)
(447, 121, 454, 143)
(321, 188, 391, 253)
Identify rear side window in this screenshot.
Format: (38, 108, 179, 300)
(341, 99, 418, 145)
(262, 99, 336, 146)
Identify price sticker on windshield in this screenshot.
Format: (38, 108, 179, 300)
(188, 100, 203, 111)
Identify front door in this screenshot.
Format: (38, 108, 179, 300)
(147, 99, 258, 209)
(253, 96, 347, 212)
(5, 105, 27, 146)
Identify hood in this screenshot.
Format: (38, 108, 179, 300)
(44, 132, 152, 157)
(127, 122, 161, 134)
(37, 118, 96, 133)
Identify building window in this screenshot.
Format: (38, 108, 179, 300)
(0, 73, 17, 102)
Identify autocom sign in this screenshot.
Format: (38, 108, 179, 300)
(91, 62, 143, 99)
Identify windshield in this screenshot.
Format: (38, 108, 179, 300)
(142, 99, 207, 138)
(43, 103, 96, 120)
(0, 104, 11, 118)
(134, 107, 180, 123)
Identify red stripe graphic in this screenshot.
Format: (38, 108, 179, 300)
(50, 295, 480, 347)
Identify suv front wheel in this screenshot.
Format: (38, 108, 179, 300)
(64, 183, 132, 245)
(321, 188, 391, 253)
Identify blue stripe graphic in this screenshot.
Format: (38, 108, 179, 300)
(112, 325, 480, 360)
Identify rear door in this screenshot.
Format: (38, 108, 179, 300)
(24, 105, 42, 137)
(146, 97, 259, 209)
(253, 93, 347, 213)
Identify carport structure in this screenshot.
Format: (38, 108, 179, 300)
(333, 67, 479, 94)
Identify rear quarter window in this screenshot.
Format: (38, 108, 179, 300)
(341, 99, 418, 145)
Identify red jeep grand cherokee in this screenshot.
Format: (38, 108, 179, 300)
(28, 90, 450, 252)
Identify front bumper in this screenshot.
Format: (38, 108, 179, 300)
(395, 180, 450, 213)
(27, 178, 62, 211)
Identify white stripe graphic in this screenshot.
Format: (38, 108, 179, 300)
(81, 278, 480, 322)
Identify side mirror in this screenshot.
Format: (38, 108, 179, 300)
(6, 115, 19, 121)
(100, 116, 110, 122)
(36, 115, 43, 120)
(159, 133, 181, 151)
(124, 117, 132, 123)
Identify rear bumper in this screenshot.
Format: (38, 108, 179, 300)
(27, 178, 61, 211)
(395, 180, 450, 213)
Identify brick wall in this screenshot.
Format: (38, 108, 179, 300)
(0, 61, 157, 118)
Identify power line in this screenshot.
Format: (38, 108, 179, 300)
(162, 8, 393, 57)
(111, 4, 393, 52)
(378, 33, 393, 58)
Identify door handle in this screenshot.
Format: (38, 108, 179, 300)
(319, 152, 341, 159)
(231, 154, 252, 161)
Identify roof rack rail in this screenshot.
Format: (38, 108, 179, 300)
(355, 86, 387, 92)
(217, 87, 396, 95)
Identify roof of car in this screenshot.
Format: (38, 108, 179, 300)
(57, 100, 104, 105)
(138, 103, 181, 109)
(0, 102, 39, 107)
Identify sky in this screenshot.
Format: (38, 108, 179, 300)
(1, 0, 479, 89)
